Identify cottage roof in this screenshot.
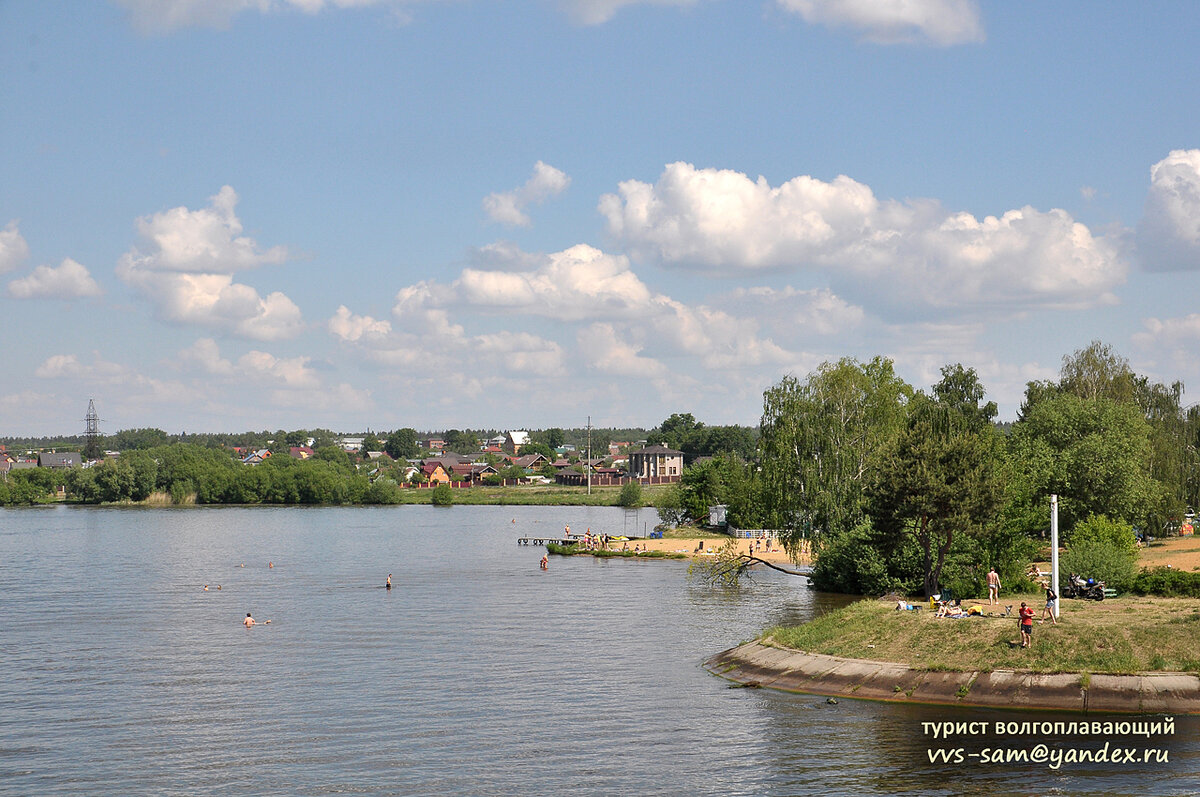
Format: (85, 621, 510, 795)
(629, 444, 684, 456)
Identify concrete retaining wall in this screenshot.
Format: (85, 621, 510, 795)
(703, 641, 1200, 714)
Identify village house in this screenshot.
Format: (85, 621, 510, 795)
(38, 452, 82, 469)
(628, 444, 683, 480)
(421, 461, 450, 484)
(511, 453, 548, 473)
(503, 431, 530, 455)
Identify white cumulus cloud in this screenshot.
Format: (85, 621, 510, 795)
(1134, 314, 1200, 381)
(113, 0, 419, 34)
(328, 305, 393, 342)
(116, 187, 303, 341)
(397, 243, 653, 322)
(8, 258, 103, 299)
(600, 162, 1125, 311)
(1137, 149, 1200, 272)
(0, 221, 30, 274)
(776, 0, 984, 46)
(577, 323, 667, 377)
(483, 161, 571, 227)
(558, 0, 700, 25)
(35, 352, 133, 382)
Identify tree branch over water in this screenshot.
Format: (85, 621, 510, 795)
(688, 539, 808, 587)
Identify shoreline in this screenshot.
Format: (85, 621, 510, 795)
(704, 641, 1200, 714)
(553, 534, 809, 566)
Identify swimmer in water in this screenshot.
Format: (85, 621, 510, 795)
(540, 555, 549, 570)
(244, 613, 256, 627)
(268, 561, 274, 569)
(203, 585, 209, 591)
(386, 573, 392, 590)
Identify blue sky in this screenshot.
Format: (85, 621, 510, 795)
(3, 0, 1200, 436)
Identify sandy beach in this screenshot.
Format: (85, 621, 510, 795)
(602, 535, 809, 566)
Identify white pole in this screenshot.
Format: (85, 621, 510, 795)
(1050, 494, 1060, 619)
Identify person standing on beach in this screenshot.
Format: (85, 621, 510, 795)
(1018, 602, 1034, 647)
(1039, 584, 1058, 625)
(987, 567, 1001, 605)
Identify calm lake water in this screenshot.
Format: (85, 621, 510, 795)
(1, 505, 1197, 796)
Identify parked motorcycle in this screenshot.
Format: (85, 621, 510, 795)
(1061, 573, 1105, 600)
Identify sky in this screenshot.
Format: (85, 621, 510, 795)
(2, 0, 1200, 437)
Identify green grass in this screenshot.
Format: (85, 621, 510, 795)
(545, 542, 686, 559)
(764, 594, 1200, 675)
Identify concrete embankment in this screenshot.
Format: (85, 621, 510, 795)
(704, 641, 1200, 714)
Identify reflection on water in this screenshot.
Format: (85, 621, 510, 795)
(0, 505, 1196, 795)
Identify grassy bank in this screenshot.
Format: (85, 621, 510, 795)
(391, 483, 673, 506)
(766, 594, 1200, 675)
(546, 542, 688, 559)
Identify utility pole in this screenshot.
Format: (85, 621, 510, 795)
(1051, 494, 1060, 620)
(586, 415, 592, 495)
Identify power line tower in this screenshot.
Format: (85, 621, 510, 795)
(83, 398, 103, 460)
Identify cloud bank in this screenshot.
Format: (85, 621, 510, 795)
(600, 162, 1125, 311)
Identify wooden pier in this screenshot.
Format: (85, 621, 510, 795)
(517, 536, 579, 546)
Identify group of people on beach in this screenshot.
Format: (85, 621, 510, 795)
(991, 566, 1058, 648)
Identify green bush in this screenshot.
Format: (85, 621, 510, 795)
(811, 521, 913, 595)
(617, 481, 643, 507)
(1069, 514, 1137, 555)
(1131, 567, 1200, 598)
(430, 484, 454, 506)
(1060, 539, 1138, 591)
(364, 479, 401, 505)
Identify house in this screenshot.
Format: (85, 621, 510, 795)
(511, 453, 548, 472)
(628, 445, 683, 479)
(242, 449, 272, 465)
(424, 438, 446, 452)
(365, 451, 393, 463)
(38, 452, 82, 469)
(289, 446, 315, 460)
(486, 434, 507, 449)
(448, 462, 498, 482)
(421, 462, 450, 484)
(339, 437, 364, 452)
(504, 430, 530, 455)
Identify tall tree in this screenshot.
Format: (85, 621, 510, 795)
(867, 392, 1006, 598)
(384, 428, 419, 460)
(758, 356, 912, 557)
(1006, 393, 1161, 536)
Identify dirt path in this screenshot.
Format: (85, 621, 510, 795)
(1139, 533, 1200, 572)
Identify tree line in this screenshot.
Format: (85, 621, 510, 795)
(660, 341, 1198, 600)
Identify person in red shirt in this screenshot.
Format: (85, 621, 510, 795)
(1018, 602, 1035, 648)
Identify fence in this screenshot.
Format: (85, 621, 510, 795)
(726, 526, 780, 539)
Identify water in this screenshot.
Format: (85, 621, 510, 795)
(1, 505, 1197, 796)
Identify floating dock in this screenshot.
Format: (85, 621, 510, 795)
(517, 537, 578, 546)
